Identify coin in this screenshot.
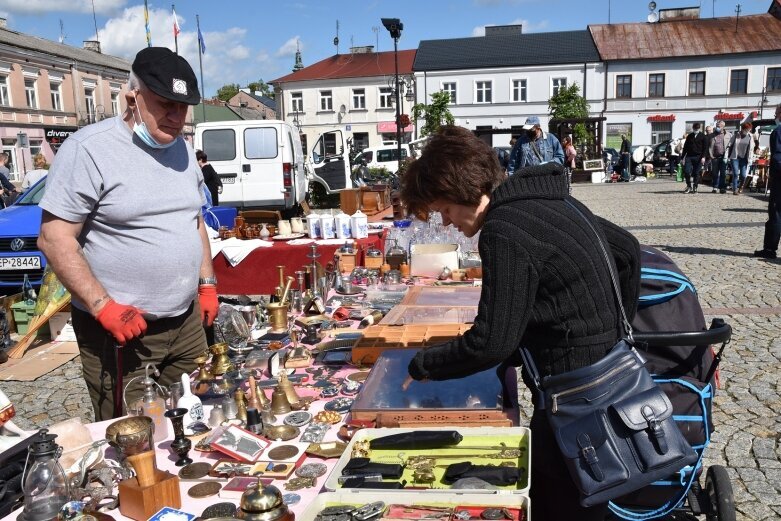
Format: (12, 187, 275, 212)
(272, 463, 288, 472)
(187, 481, 222, 498)
(284, 411, 312, 428)
(282, 493, 301, 505)
(295, 462, 328, 478)
(267, 445, 300, 461)
(178, 462, 212, 480)
(201, 502, 237, 519)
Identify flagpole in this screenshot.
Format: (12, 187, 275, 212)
(172, 4, 178, 54)
(144, 0, 151, 47)
(197, 14, 206, 123)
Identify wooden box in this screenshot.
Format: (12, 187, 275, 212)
(118, 471, 181, 521)
(360, 185, 391, 216)
(351, 323, 472, 365)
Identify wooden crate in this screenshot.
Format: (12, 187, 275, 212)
(351, 323, 472, 365)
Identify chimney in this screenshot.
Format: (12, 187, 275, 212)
(0, 18, 7, 30)
(658, 7, 701, 22)
(349, 45, 374, 54)
(83, 40, 101, 53)
(485, 25, 523, 37)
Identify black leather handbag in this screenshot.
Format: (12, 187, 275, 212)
(521, 200, 698, 507)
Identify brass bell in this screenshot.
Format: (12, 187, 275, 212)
(277, 371, 301, 406)
(256, 382, 270, 408)
(269, 386, 291, 414)
(209, 342, 234, 376)
(247, 375, 262, 411)
(234, 388, 248, 422)
(195, 354, 214, 382)
(237, 481, 293, 521)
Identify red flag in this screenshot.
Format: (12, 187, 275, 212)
(173, 7, 181, 37)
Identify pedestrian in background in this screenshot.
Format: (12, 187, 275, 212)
(0, 153, 19, 207)
(754, 103, 781, 259)
(619, 134, 631, 181)
(196, 149, 222, 206)
(727, 122, 754, 195)
(506, 116, 564, 175)
(707, 120, 731, 194)
(682, 123, 707, 193)
(668, 135, 682, 176)
(563, 135, 577, 193)
(21, 153, 48, 190)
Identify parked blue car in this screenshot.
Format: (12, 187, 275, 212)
(0, 177, 46, 293)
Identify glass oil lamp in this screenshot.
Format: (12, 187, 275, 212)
(19, 429, 69, 521)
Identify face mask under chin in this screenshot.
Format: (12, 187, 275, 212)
(132, 95, 177, 149)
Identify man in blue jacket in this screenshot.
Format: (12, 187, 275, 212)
(754, 103, 781, 259)
(507, 116, 564, 175)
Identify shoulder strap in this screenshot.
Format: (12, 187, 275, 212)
(529, 139, 544, 162)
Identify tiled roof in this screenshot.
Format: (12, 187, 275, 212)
(590, 12, 781, 61)
(0, 27, 131, 71)
(271, 49, 416, 84)
(192, 103, 242, 125)
(413, 30, 600, 71)
(246, 92, 277, 111)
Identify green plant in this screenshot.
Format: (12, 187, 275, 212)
(307, 182, 340, 209)
(412, 91, 455, 137)
(246, 79, 274, 98)
(216, 83, 240, 102)
(549, 84, 592, 145)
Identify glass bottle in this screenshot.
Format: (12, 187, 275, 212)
(22, 274, 36, 305)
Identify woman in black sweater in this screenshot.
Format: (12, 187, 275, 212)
(196, 149, 222, 206)
(401, 126, 641, 521)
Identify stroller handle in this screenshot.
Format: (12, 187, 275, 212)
(633, 318, 731, 347)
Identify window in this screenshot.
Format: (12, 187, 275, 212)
(649, 74, 665, 97)
(202, 129, 236, 161)
(729, 69, 748, 95)
(300, 134, 308, 155)
(0, 76, 8, 106)
(291, 92, 303, 112)
(110, 91, 120, 115)
(84, 88, 96, 121)
(688, 72, 705, 96)
(512, 79, 527, 102)
(552, 77, 567, 96)
(352, 88, 365, 110)
(29, 139, 43, 158)
(685, 121, 704, 133)
(25, 79, 37, 108)
(50, 82, 62, 111)
(650, 122, 672, 145)
(616, 75, 632, 98)
(319, 90, 333, 111)
(475, 81, 492, 103)
(244, 127, 278, 159)
(379, 87, 393, 108)
(767, 67, 781, 92)
(352, 132, 369, 151)
(442, 82, 457, 104)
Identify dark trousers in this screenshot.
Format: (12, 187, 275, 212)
(668, 155, 680, 175)
(683, 156, 703, 188)
(208, 187, 219, 207)
(621, 154, 631, 180)
(763, 171, 781, 254)
(72, 300, 207, 421)
(711, 157, 727, 190)
(530, 412, 610, 520)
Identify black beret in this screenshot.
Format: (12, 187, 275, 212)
(132, 47, 200, 105)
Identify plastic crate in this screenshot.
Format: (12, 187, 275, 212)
(10, 301, 35, 334)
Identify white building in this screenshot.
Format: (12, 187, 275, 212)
(271, 47, 416, 156)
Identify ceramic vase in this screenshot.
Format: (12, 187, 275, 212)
(164, 408, 193, 467)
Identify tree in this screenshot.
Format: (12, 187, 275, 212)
(247, 79, 274, 99)
(548, 83, 592, 145)
(216, 83, 240, 102)
(412, 91, 455, 137)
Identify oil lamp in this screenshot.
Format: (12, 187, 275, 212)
(19, 429, 69, 521)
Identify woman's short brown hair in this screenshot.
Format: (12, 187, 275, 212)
(400, 126, 505, 220)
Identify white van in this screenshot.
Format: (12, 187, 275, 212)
(355, 142, 411, 174)
(194, 121, 351, 211)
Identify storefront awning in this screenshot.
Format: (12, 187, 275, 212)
(377, 121, 413, 133)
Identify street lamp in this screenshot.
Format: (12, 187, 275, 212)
(382, 17, 403, 169)
(759, 87, 769, 119)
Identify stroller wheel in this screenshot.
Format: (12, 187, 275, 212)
(705, 465, 736, 521)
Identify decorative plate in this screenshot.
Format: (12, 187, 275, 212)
(320, 386, 340, 398)
(305, 441, 348, 459)
(324, 397, 354, 413)
(284, 411, 313, 428)
(272, 233, 306, 241)
(335, 287, 363, 296)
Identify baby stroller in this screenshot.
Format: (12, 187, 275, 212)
(608, 247, 734, 521)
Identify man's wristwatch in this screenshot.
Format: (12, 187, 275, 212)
(198, 276, 218, 285)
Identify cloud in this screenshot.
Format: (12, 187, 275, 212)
(472, 18, 548, 36)
(0, 0, 126, 15)
(97, 5, 260, 96)
(276, 36, 301, 58)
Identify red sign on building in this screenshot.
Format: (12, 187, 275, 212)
(714, 112, 744, 120)
(647, 114, 676, 122)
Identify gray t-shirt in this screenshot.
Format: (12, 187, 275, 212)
(40, 116, 205, 318)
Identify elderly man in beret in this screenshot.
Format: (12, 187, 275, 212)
(38, 47, 218, 420)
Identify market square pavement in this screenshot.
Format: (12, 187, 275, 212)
(4, 177, 780, 520)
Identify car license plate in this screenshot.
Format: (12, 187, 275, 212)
(0, 256, 41, 270)
(221, 177, 235, 184)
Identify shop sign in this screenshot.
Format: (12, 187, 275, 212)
(714, 112, 744, 120)
(43, 127, 77, 145)
(647, 114, 675, 122)
(377, 121, 414, 133)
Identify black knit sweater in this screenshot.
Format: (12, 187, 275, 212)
(408, 163, 641, 381)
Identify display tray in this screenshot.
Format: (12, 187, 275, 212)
(350, 349, 510, 427)
(324, 427, 531, 495)
(301, 491, 530, 521)
(351, 323, 472, 365)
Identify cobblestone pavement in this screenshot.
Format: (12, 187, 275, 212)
(3, 178, 779, 519)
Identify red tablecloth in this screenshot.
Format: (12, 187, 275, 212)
(213, 235, 384, 295)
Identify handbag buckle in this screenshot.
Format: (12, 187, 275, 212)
(577, 433, 604, 482)
(642, 405, 669, 455)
